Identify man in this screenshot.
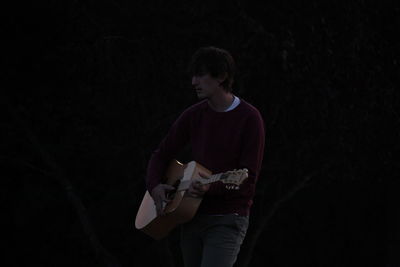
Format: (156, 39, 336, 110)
(145, 46, 265, 267)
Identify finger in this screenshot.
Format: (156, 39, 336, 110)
(187, 187, 197, 197)
(161, 194, 171, 203)
(198, 172, 209, 179)
(193, 180, 203, 187)
(189, 191, 198, 198)
(193, 188, 204, 196)
(163, 184, 175, 191)
(155, 198, 164, 216)
(195, 183, 207, 191)
(193, 185, 202, 192)
(203, 184, 210, 191)
(192, 187, 201, 194)
(155, 202, 161, 216)
(192, 192, 202, 198)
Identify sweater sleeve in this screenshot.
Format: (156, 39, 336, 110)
(238, 110, 265, 183)
(145, 111, 191, 192)
(206, 110, 265, 196)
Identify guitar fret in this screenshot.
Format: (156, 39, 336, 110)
(200, 173, 221, 184)
(198, 169, 247, 185)
(210, 174, 220, 183)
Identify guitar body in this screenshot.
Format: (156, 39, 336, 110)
(135, 160, 212, 240)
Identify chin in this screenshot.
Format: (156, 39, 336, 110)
(196, 93, 206, 99)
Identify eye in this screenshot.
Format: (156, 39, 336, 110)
(195, 72, 206, 77)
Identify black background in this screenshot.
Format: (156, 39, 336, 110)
(5, 1, 398, 266)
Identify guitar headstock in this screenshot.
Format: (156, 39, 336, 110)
(220, 168, 248, 185)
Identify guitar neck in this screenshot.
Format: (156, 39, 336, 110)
(176, 165, 247, 192)
(197, 172, 226, 185)
(176, 172, 226, 192)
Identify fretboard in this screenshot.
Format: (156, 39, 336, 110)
(198, 173, 226, 184)
(176, 173, 226, 191)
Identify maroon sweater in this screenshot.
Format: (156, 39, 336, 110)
(145, 98, 265, 216)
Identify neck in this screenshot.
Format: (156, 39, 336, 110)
(208, 90, 234, 112)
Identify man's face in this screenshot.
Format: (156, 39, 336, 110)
(192, 73, 222, 99)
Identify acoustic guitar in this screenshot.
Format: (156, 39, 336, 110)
(135, 159, 248, 240)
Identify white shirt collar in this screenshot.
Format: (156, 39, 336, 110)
(224, 95, 241, 112)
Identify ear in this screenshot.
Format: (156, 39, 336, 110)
(217, 72, 228, 84)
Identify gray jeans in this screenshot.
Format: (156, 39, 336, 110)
(180, 214, 249, 267)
